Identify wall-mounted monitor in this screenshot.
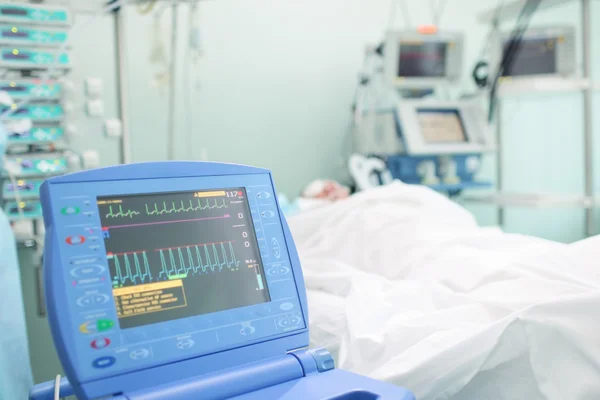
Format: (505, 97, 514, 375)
(384, 31, 464, 88)
(496, 26, 576, 80)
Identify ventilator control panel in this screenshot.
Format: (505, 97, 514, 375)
(42, 167, 306, 383)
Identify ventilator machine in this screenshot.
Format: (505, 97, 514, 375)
(29, 161, 415, 400)
(353, 29, 494, 195)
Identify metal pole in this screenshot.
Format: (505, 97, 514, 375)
(582, 0, 594, 236)
(114, 7, 132, 164)
(496, 101, 504, 227)
(167, 2, 178, 160)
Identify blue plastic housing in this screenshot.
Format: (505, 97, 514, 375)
(32, 161, 416, 400)
(39, 162, 310, 400)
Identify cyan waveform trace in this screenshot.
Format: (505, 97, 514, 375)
(158, 241, 240, 279)
(105, 205, 140, 219)
(145, 198, 227, 216)
(110, 241, 241, 286)
(112, 251, 152, 285)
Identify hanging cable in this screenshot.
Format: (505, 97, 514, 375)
(471, 0, 505, 88)
(428, 0, 447, 27)
(398, 0, 412, 30)
(387, 0, 398, 30)
(53, 374, 61, 400)
(488, 0, 541, 121)
(137, 0, 158, 15)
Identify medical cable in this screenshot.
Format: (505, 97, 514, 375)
(354, 49, 377, 125)
(137, 0, 158, 15)
(387, 0, 412, 31)
(487, 0, 541, 122)
(471, 0, 504, 89)
(53, 374, 61, 400)
(428, 0, 447, 28)
(4, 156, 25, 220)
(344, 46, 379, 176)
(398, 0, 412, 30)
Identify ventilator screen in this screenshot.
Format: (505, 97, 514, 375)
(417, 108, 467, 143)
(398, 41, 447, 77)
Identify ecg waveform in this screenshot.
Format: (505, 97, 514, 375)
(158, 241, 240, 279)
(109, 241, 241, 287)
(103, 199, 229, 220)
(105, 205, 141, 219)
(145, 198, 227, 216)
(112, 251, 153, 285)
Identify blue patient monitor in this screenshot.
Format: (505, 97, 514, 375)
(30, 162, 415, 400)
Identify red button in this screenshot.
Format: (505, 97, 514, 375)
(91, 338, 111, 349)
(66, 236, 86, 245)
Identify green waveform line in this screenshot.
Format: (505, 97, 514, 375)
(145, 198, 227, 216)
(105, 205, 140, 219)
(158, 242, 239, 280)
(112, 251, 152, 287)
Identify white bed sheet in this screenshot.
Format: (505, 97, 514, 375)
(288, 182, 600, 400)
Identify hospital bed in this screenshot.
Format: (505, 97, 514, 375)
(288, 182, 600, 400)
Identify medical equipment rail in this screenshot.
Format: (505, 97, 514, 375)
(470, 0, 597, 238)
(29, 161, 415, 400)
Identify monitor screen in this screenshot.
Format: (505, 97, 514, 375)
(502, 37, 558, 76)
(97, 188, 271, 330)
(1, 8, 28, 16)
(417, 108, 467, 143)
(398, 41, 448, 78)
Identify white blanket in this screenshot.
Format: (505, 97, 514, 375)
(288, 182, 600, 400)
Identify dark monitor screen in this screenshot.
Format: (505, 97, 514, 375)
(97, 188, 271, 330)
(1, 8, 27, 16)
(398, 41, 447, 78)
(2, 30, 28, 38)
(501, 37, 558, 76)
(417, 108, 467, 143)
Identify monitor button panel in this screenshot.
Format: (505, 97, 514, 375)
(48, 173, 305, 382)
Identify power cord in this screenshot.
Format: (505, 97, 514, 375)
(428, 0, 447, 28)
(53, 374, 61, 400)
(387, 0, 413, 31)
(487, 0, 541, 122)
(470, 0, 505, 89)
(3, 155, 25, 220)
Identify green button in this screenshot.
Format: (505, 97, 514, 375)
(61, 206, 80, 215)
(97, 319, 114, 332)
